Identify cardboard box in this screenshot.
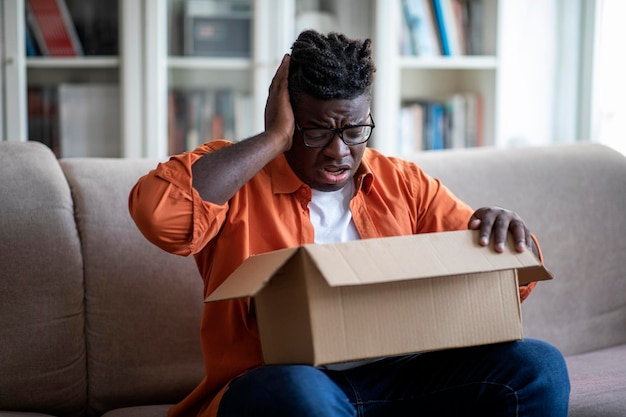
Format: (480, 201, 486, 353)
(205, 230, 552, 366)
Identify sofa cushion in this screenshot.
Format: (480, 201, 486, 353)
(0, 142, 86, 417)
(60, 158, 204, 416)
(567, 344, 626, 417)
(100, 405, 171, 417)
(408, 143, 626, 356)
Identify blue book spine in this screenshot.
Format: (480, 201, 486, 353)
(431, 0, 450, 56)
(25, 22, 38, 56)
(431, 103, 444, 150)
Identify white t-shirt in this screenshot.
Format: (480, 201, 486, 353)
(309, 181, 360, 244)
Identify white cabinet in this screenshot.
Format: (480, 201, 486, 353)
(162, 0, 296, 157)
(1, 0, 299, 158)
(2, 0, 125, 157)
(2, 0, 557, 159)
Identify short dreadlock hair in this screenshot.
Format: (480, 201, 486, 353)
(288, 30, 376, 104)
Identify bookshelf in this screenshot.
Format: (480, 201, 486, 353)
(165, 0, 319, 156)
(2, 0, 537, 158)
(372, 0, 500, 155)
(2, 0, 298, 158)
(2, 0, 122, 157)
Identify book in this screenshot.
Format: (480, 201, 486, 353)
(400, 99, 438, 151)
(233, 92, 254, 141)
(465, 93, 484, 147)
(400, 95, 485, 152)
(168, 90, 190, 155)
(445, 94, 467, 149)
(434, 0, 464, 56)
(400, 105, 416, 154)
(58, 84, 120, 157)
(64, 0, 118, 55)
(451, 0, 467, 55)
(431, 0, 452, 56)
(25, 22, 40, 56)
(400, 102, 425, 153)
(429, 102, 445, 150)
(167, 88, 241, 153)
(185, 90, 204, 151)
(26, 0, 83, 56)
(402, 0, 441, 56)
(214, 89, 235, 141)
(27, 86, 60, 156)
(27, 88, 44, 146)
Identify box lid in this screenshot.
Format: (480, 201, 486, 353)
(205, 230, 552, 302)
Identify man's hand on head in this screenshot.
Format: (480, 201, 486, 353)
(468, 206, 535, 254)
(264, 54, 295, 153)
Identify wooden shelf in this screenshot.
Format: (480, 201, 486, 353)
(167, 57, 251, 70)
(26, 57, 119, 69)
(399, 56, 498, 70)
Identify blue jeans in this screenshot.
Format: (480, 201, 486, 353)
(217, 338, 570, 417)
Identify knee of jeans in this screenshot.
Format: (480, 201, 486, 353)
(516, 339, 571, 393)
(222, 365, 353, 415)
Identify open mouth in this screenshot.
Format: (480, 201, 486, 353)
(324, 167, 348, 175)
(319, 165, 351, 185)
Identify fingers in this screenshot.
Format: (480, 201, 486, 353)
(469, 207, 530, 253)
(509, 219, 528, 253)
(265, 55, 294, 149)
(270, 54, 290, 92)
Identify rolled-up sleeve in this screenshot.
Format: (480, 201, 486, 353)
(128, 142, 230, 256)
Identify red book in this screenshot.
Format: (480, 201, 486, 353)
(26, 0, 83, 56)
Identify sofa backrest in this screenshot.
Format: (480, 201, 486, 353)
(0, 142, 87, 417)
(408, 143, 626, 356)
(2, 140, 624, 416)
(60, 157, 204, 416)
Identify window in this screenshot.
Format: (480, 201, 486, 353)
(591, 0, 626, 155)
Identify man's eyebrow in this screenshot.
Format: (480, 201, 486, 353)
(303, 118, 368, 129)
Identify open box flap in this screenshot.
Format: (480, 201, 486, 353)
(303, 230, 552, 287)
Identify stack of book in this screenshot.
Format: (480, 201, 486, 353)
(399, 93, 484, 153)
(25, 0, 83, 56)
(28, 84, 120, 158)
(168, 88, 254, 155)
(400, 0, 483, 56)
(25, 0, 118, 57)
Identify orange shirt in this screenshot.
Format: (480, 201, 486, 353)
(129, 140, 537, 417)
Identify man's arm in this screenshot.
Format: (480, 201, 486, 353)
(191, 54, 294, 205)
(129, 55, 294, 254)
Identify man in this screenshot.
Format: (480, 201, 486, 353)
(129, 30, 569, 417)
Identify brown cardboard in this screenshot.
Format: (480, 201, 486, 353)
(206, 230, 552, 366)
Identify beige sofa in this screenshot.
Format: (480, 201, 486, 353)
(1, 140, 624, 417)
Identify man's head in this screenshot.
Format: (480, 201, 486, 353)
(285, 31, 376, 192)
(288, 30, 376, 103)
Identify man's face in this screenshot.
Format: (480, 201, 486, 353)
(285, 93, 371, 192)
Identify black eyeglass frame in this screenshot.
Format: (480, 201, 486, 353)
(295, 114, 376, 148)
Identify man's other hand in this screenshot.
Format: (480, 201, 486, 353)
(468, 207, 533, 254)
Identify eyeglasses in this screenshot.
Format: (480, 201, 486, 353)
(295, 114, 375, 148)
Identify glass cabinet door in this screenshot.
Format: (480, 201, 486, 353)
(165, 0, 295, 157)
(162, 0, 373, 157)
(24, 0, 121, 158)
